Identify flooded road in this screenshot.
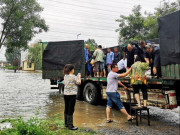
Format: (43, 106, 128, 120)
(0, 69, 179, 135)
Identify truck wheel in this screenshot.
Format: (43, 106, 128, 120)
(83, 82, 98, 105)
(58, 84, 64, 94)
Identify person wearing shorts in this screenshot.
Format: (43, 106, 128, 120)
(93, 45, 104, 77)
(106, 64, 135, 123)
(102, 54, 106, 77)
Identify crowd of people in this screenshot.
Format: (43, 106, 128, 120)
(84, 41, 161, 78)
(62, 41, 161, 130)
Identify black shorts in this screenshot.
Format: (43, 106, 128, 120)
(94, 61, 103, 72)
(132, 84, 148, 100)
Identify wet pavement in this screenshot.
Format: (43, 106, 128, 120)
(0, 69, 179, 135)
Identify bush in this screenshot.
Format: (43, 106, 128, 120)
(0, 117, 54, 135)
(0, 114, 97, 135)
(4, 66, 22, 70)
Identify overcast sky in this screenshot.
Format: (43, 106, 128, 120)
(0, 0, 176, 61)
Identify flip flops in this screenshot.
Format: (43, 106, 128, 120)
(106, 119, 113, 123)
(127, 116, 136, 121)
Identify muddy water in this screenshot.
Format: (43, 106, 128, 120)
(0, 69, 179, 134)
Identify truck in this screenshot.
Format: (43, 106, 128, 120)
(42, 10, 180, 109)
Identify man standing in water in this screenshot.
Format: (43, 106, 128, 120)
(106, 64, 135, 123)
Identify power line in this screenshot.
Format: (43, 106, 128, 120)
(72, 0, 132, 10)
(93, 0, 160, 6)
(32, 35, 118, 45)
(42, 12, 119, 25)
(41, 5, 123, 19)
(44, 0, 128, 14)
(45, 18, 117, 29)
(43, 14, 118, 25)
(33, 32, 118, 41)
(40, 2, 129, 18)
(36, 32, 117, 39)
(48, 30, 117, 39)
(33, 26, 118, 38)
(45, 21, 116, 31)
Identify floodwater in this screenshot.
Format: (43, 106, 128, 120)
(0, 69, 179, 135)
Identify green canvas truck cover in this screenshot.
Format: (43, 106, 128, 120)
(158, 10, 180, 79)
(158, 10, 180, 66)
(42, 40, 85, 80)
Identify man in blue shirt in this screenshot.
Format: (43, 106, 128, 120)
(84, 44, 89, 76)
(106, 48, 114, 73)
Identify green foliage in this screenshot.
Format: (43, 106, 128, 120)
(143, 0, 179, 40)
(116, 5, 145, 43)
(0, 116, 54, 135)
(4, 65, 21, 70)
(28, 41, 42, 70)
(155, 1, 179, 17)
(0, 0, 49, 50)
(5, 47, 21, 65)
(0, 114, 98, 135)
(116, 1, 179, 42)
(84, 39, 98, 51)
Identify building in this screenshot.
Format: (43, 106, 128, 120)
(0, 61, 8, 68)
(22, 60, 35, 71)
(21, 49, 35, 71)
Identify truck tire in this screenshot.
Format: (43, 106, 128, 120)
(83, 82, 98, 105)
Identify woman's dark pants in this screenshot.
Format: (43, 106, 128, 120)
(64, 95, 76, 128)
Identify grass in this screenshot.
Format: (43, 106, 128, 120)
(0, 114, 98, 135)
(4, 66, 22, 70)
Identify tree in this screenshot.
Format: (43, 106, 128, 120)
(116, 1, 179, 43)
(0, 0, 48, 50)
(84, 39, 98, 51)
(116, 5, 145, 43)
(28, 41, 42, 70)
(144, 0, 179, 40)
(5, 47, 21, 66)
